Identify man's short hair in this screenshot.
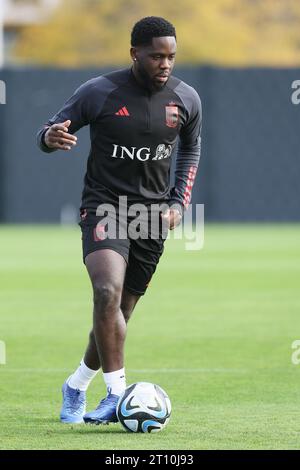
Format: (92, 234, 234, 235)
(131, 16, 176, 47)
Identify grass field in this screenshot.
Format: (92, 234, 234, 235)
(0, 224, 300, 450)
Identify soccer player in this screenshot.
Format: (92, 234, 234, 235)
(37, 16, 202, 425)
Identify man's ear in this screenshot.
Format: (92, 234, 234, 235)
(130, 47, 137, 61)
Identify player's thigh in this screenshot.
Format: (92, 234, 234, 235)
(79, 210, 129, 292)
(85, 249, 127, 291)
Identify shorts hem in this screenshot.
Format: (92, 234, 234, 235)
(123, 284, 146, 296)
(83, 246, 129, 265)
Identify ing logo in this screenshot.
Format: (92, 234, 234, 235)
(0, 80, 6, 104)
(0, 341, 6, 365)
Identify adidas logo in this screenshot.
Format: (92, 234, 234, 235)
(115, 106, 130, 116)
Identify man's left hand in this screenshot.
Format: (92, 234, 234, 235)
(161, 208, 182, 230)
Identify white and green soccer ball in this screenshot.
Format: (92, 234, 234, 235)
(116, 382, 171, 433)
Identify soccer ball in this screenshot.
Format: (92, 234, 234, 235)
(116, 382, 171, 433)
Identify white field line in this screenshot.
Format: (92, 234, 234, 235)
(0, 367, 248, 374)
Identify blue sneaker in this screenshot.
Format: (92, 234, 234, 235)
(83, 392, 119, 425)
(60, 379, 86, 424)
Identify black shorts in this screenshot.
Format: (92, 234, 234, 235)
(78, 207, 166, 296)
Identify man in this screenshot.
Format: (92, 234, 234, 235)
(37, 16, 202, 425)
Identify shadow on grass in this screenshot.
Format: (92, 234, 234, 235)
(29, 417, 127, 434)
(60, 427, 127, 435)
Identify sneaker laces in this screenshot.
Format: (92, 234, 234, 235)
(96, 393, 119, 410)
(65, 387, 85, 414)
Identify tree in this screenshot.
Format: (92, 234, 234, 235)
(13, 0, 300, 66)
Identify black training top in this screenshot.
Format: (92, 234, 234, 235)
(37, 67, 202, 213)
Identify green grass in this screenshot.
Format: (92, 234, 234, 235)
(0, 224, 300, 449)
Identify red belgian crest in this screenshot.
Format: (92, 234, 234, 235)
(165, 103, 179, 128)
(93, 224, 106, 241)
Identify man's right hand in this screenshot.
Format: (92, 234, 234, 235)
(44, 120, 77, 150)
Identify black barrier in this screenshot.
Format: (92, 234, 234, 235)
(0, 66, 299, 222)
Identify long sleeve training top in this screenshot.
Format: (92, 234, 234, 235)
(37, 67, 202, 213)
